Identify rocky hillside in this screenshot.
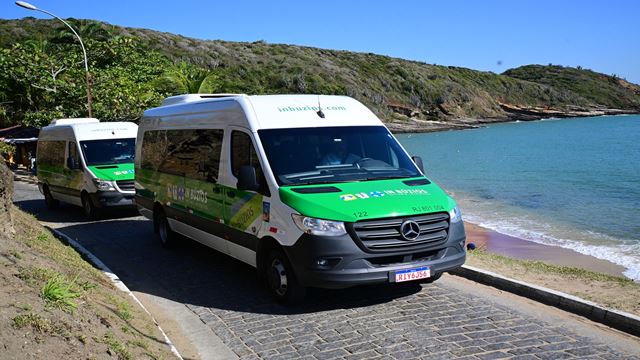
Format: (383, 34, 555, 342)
(1, 18, 638, 131)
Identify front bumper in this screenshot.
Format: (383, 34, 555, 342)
(284, 220, 467, 289)
(89, 191, 135, 208)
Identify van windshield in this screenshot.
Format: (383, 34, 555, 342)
(258, 126, 421, 186)
(80, 138, 135, 166)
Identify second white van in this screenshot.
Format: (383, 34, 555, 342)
(37, 118, 138, 219)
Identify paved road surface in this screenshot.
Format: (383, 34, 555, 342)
(13, 177, 640, 360)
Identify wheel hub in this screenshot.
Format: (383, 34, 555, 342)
(158, 218, 168, 243)
(82, 196, 93, 216)
(268, 258, 288, 296)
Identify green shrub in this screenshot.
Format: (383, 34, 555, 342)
(41, 275, 80, 312)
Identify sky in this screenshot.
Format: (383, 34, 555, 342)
(2, 0, 639, 83)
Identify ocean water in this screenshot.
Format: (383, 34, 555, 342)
(397, 115, 640, 280)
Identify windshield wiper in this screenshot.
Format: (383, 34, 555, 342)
(361, 175, 412, 181)
(288, 179, 352, 186)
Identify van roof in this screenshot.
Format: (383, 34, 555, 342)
(49, 118, 99, 126)
(161, 94, 246, 106)
(143, 94, 382, 130)
(39, 121, 138, 142)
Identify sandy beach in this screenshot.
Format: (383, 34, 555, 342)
(464, 221, 627, 277)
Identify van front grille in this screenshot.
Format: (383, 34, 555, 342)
(116, 180, 135, 192)
(349, 212, 450, 252)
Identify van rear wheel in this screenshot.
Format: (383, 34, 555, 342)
(154, 208, 176, 248)
(81, 193, 98, 220)
(266, 248, 306, 305)
(43, 186, 59, 209)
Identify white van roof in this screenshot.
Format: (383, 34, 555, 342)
(143, 94, 382, 130)
(49, 118, 100, 126)
(39, 120, 138, 142)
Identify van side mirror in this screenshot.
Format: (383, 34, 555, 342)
(237, 165, 260, 191)
(411, 156, 425, 173)
(67, 156, 77, 170)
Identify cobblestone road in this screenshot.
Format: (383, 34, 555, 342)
(187, 282, 637, 360)
(13, 179, 640, 360)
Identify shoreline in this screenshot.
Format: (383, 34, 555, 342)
(463, 221, 628, 278)
(389, 113, 638, 280)
(386, 109, 640, 134)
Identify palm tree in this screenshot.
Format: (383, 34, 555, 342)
(160, 61, 218, 94)
(24, 38, 49, 53)
(55, 20, 108, 41)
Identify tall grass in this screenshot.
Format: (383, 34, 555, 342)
(41, 275, 80, 312)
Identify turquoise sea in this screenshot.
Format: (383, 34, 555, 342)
(397, 115, 640, 280)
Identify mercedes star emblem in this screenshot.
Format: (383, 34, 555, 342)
(400, 220, 421, 240)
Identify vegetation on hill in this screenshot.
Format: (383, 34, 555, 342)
(0, 18, 638, 130)
(503, 64, 640, 110)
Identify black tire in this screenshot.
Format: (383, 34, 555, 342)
(154, 208, 176, 248)
(419, 272, 443, 284)
(81, 193, 99, 220)
(265, 248, 306, 305)
(43, 186, 59, 209)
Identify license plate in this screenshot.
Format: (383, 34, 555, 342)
(393, 266, 430, 283)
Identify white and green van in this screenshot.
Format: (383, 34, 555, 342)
(37, 118, 137, 219)
(135, 94, 466, 303)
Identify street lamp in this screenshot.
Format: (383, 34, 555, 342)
(15, 1, 93, 118)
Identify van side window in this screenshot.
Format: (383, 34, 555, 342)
(68, 142, 80, 169)
(141, 129, 223, 182)
(231, 131, 267, 193)
(141, 130, 169, 171)
(187, 129, 223, 182)
(231, 131, 261, 177)
(37, 140, 66, 167)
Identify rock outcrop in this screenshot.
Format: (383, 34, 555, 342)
(498, 102, 638, 121)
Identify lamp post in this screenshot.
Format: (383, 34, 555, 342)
(15, 1, 93, 118)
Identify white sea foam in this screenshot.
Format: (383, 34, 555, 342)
(398, 115, 640, 282)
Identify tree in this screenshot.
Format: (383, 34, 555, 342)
(0, 42, 84, 126)
(0, 36, 173, 126)
(157, 61, 219, 94)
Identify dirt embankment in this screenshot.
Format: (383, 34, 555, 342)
(0, 160, 14, 235)
(0, 162, 176, 359)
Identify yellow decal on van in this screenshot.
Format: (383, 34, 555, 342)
(229, 194, 263, 231)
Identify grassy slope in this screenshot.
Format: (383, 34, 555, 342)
(504, 64, 640, 109)
(110, 25, 591, 119)
(2, 18, 639, 127)
(466, 249, 640, 316)
(0, 206, 174, 359)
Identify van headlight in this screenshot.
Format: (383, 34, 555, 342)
(449, 206, 462, 223)
(292, 214, 347, 236)
(93, 179, 116, 191)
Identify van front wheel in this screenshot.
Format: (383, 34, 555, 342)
(154, 209, 176, 248)
(82, 193, 98, 220)
(266, 248, 306, 305)
(43, 186, 59, 209)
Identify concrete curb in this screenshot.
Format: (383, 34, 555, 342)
(46, 226, 184, 359)
(451, 265, 640, 337)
